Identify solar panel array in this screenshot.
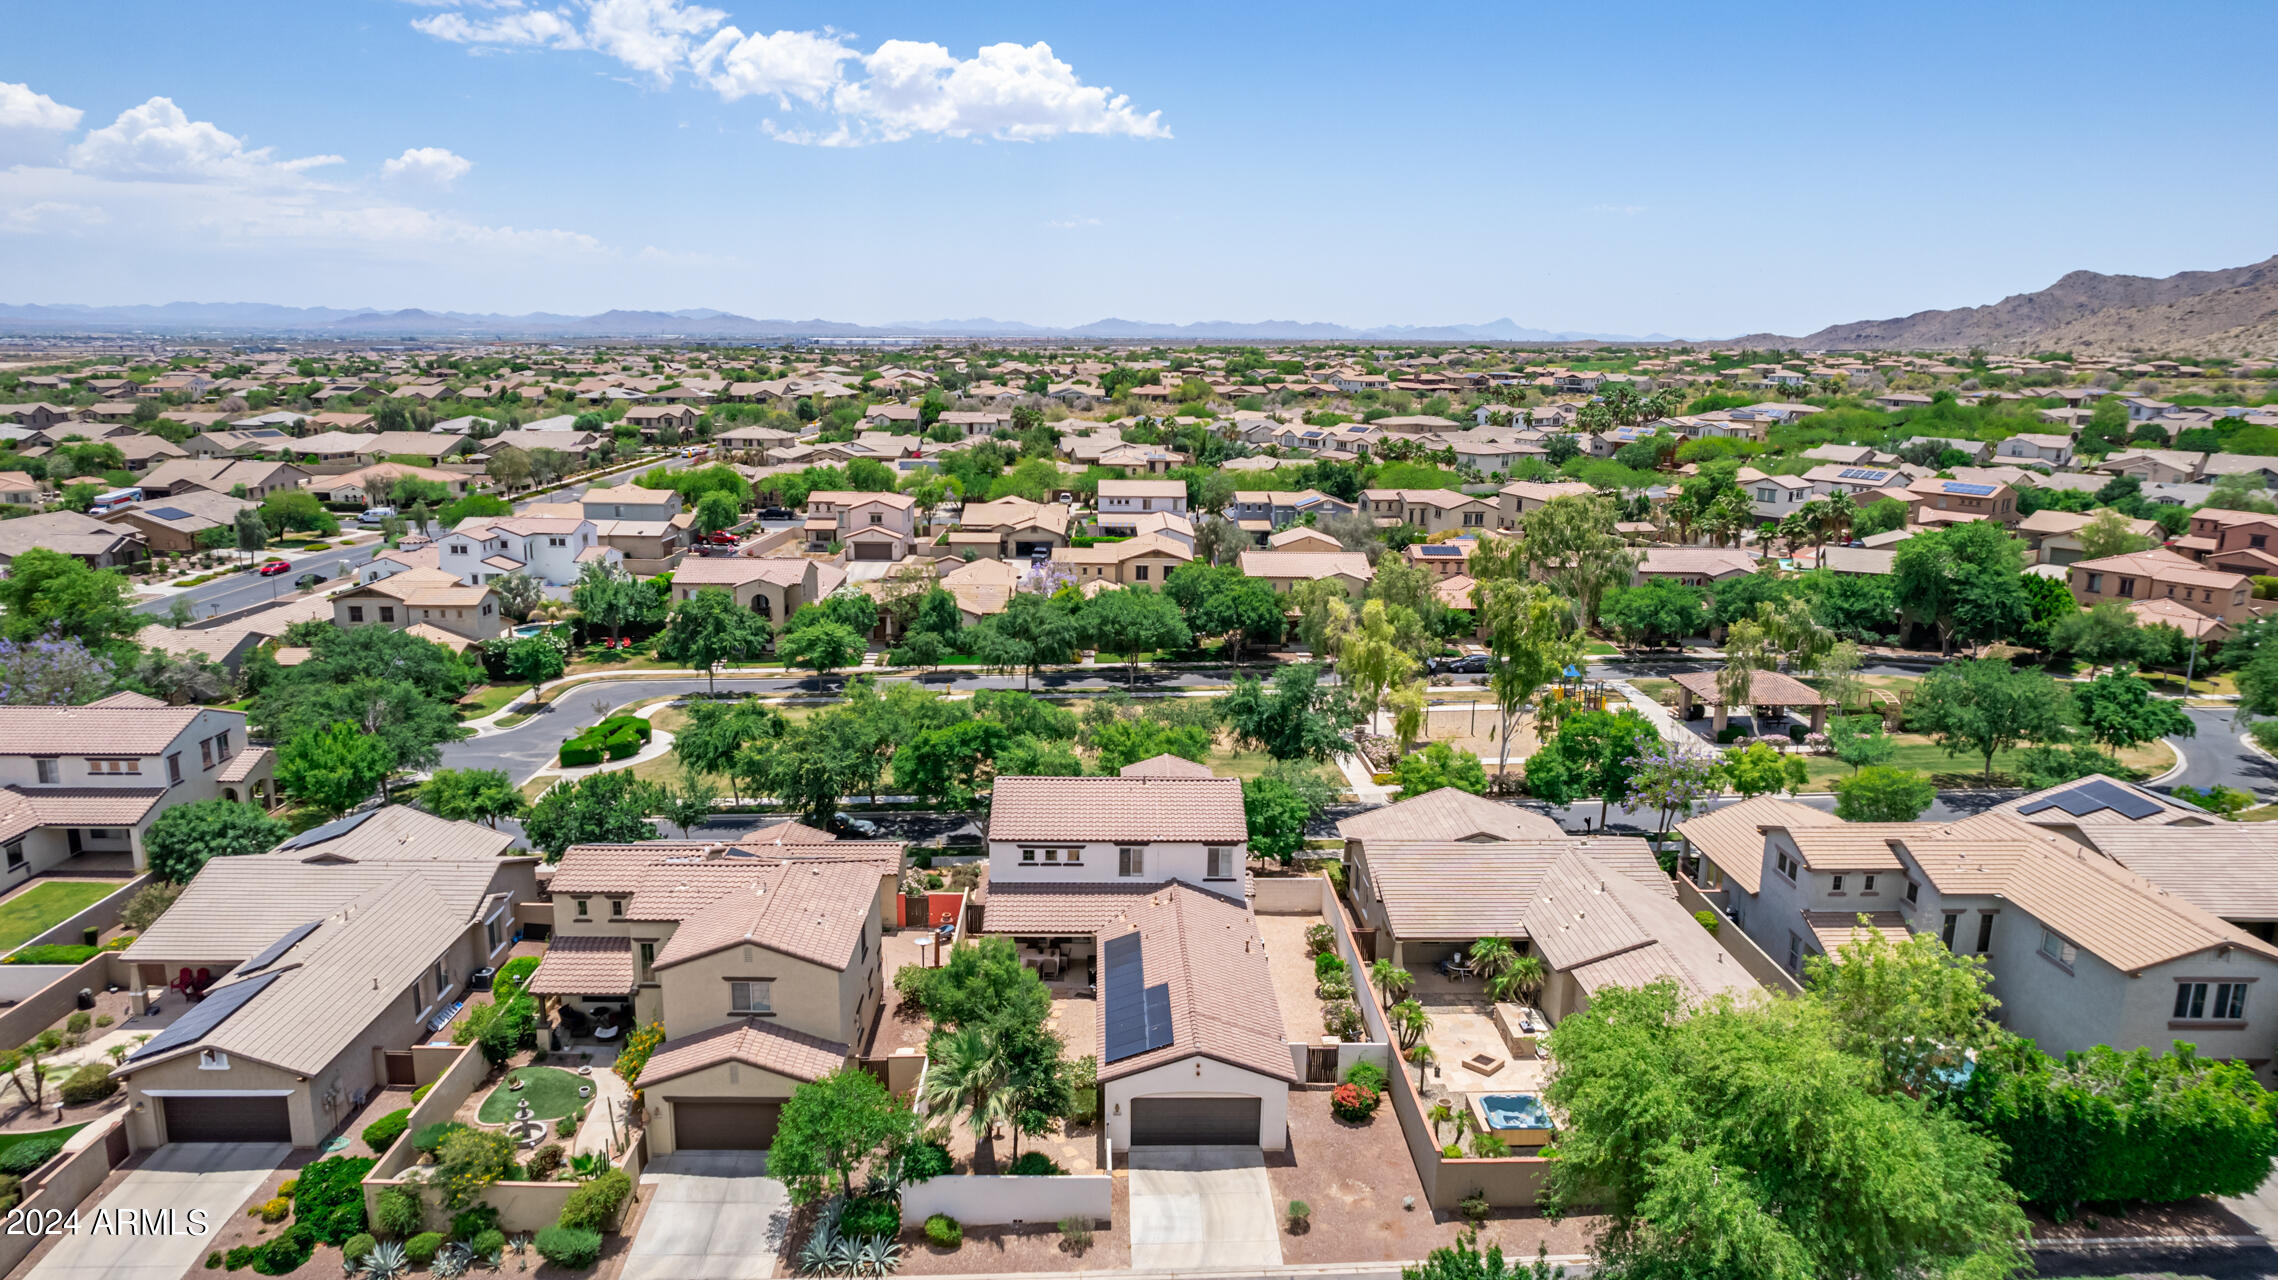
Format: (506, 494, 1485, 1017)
(2016, 777, 2163, 821)
(1836, 467, 1891, 481)
(278, 809, 376, 851)
(1945, 482, 1997, 496)
(1417, 545, 1462, 557)
(1101, 932, 1173, 1063)
(144, 506, 192, 520)
(129, 971, 282, 1062)
(240, 921, 322, 975)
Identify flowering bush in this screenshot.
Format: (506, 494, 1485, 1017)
(1330, 1082, 1381, 1123)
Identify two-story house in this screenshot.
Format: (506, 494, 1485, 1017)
(1738, 468, 1816, 522)
(2181, 506, 2278, 577)
(1498, 479, 1597, 528)
(1237, 549, 1373, 596)
(957, 496, 1073, 560)
(1905, 476, 2020, 528)
(111, 807, 533, 1147)
(670, 555, 849, 627)
(575, 482, 693, 564)
(331, 566, 506, 645)
(804, 491, 916, 561)
(1051, 533, 1192, 587)
(1995, 433, 2076, 468)
(1225, 489, 1356, 539)
(978, 762, 1299, 1151)
(439, 515, 617, 586)
(0, 693, 274, 878)
(2068, 547, 2258, 628)
(1362, 488, 1498, 535)
(1096, 479, 1190, 532)
(532, 829, 905, 1153)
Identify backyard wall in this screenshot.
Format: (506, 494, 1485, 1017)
(900, 1145, 1113, 1229)
(365, 1042, 487, 1181)
(20, 875, 151, 950)
(0, 952, 132, 1052)
(0, 1114, 131, 1276)
(1675, 872, 1802, 995)
(0, 965, 82, 1004)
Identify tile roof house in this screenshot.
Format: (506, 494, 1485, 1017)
(0, 510, 143, 568)
(536, 835, 904, 1154)
(331, 567, 505, 643)
(111, 807, 533, 1147)
(1237, 549, 1372, 596)
(668, 555, 847, 627)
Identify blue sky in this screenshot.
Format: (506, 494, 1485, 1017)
(3, 0, 2275, 337)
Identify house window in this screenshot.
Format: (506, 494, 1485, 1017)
(379, 607, 395, 623)
(451, 544, 468, 555)
(2174, 981, 2248, 1022)
(349, 606, 365, 622)
(4, 841, 22, 871)
(2085, 573, 2103, 593)
(35, 759, 57, 784)
(1207, 846, 1235, 879)
(2119, 578, 2136, 598)
(1905, 879, 1920, 904)
(1941, 913, 1959, 949)
(638, 942, 655, 982)
(609, 899, 624, 918)
(1134, 565, 1149, 582)
(1118, 846, 1144, 878)
(1785, 933, 1802, 973)
(200, 739, 214, 769)
(869, 512, 882, 525)
(198, 1050, 229, 1071)
(1830, 875, 1844, 893)
(1975, 913, 1994, 954)
(2038, 929, 2076, 968)
(1862, 875, 1876, 893)
(1774, 850, 1797, 882)
(167, 753, 182, 785)
(214, 730, 232, 760)
(485, 915, 503, 951)
(729, 979, 773, 1015)
(574, 898, 591, 920)
(1021, 848, 1036, 864)
(433, 959, 449, 992)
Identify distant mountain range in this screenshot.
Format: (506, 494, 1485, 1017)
(0, 302, 1669, 344)
(1724, 255, 2278, 354)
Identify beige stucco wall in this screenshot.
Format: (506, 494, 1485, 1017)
(653, 913, 879, 1049)
(647, 1059, 815, 1157)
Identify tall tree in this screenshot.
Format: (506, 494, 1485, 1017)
(144, 799, 289, 884)
(276, 721, 396, 817)
(1474, 579, 1575, 775)
(1830, 765, 1937, 822)
(1906, 659, 2073, 783)
(1518, 494, 1637, 627)
(2071, 669, 2192, 750)
(1081, 586, 1190, 686)
(1222, 663, 1354, 761)
(522, 771, 660, 859)
(417, 768, 528, 827)
(657, 586, 774, 693)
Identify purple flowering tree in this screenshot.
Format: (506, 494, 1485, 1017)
(1625, 745, 1725, 841)
(0, 634, 116, 706)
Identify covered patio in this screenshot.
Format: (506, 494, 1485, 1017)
(524, 934, 640, 1050)
(1671, 668, 1829, 737)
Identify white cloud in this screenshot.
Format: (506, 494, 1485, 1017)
(382, 146, 474, 186)
(412, 3, 1167, 143)
(0, 82, 83, 133)
(0, 201, 106, 235)
(68, 97, 342, 184)
(693, 26, 853, 107)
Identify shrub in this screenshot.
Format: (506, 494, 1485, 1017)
(1063, 1054, 1100, 1125)
(1304, 922, 1333, 957)
(1316, 973, 1353, 1002)
(361, 1108, 411, 1153)
(1057, 1215, 1094, 1253)
(840, 1194, 900, 1239)
(471, 1228, 506, 1257)
(1323, 1000, 1364, 1041)
(1716, 725, 1744, 745)
(59, 1061, 120, 1105)
(120, 880, 184, 931)
(1007, 1151, 1064, 1177)
(342, 1233, 376, 1264)
(435, 1128, 516, 1211)
(1313, 951, 1346, 981)
(1288, 1199, 1312, 1231)
(450, 1204, 500, 1241)
(1343, 1060, 1388, 1094)
(409, 1082, 434, 1104)
(525, 1143, 565, 1180)
(923, 1213, 962, 1248)
(412, 1121, 467, 1157)
(1693, 909, 1720, 936)
(245, 1224, 315, 1276)
(1458, 1190, 1491, 1223)
(900, 1140, 953, 1183)
(556, 1167, 631, 1232)
(493, 955, 541, 994)
(276, 1179, 294, 1197)
(0, 1173, 19, 1215)
(251, 1196, 291, 1224)
(0, 1137, 63, 1175)
(65, 1011, 91, 1034)
(534, 1225, 602, 1270)
(374, 1185, 425, 1237)
(404, 1232, 444, 1265)
(1330, 1082, 1381, 1123)
(289, 1155, 375, 1243)
(5, 944, 98, 965)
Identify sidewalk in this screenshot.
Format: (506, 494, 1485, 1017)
(1604, 679, 1718, 758)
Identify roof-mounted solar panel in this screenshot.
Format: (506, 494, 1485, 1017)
(240, 921, 321, 975)
(127, 971, 281, 1062)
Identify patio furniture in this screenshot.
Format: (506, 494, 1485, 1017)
(594, 1023, 621, 1042)
(558, 1007, 592, 1038)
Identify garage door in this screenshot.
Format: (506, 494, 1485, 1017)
(851, 543, 893, 561)
(1130, 1096, 1260, 1147)
(670, 1098, 781, 1150)
(163, 1095, 292, 1144)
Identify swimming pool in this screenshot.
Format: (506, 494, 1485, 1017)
(1474, 1092, 1554, 1134)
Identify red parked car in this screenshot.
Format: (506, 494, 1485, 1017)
(705, 531, 739, 546)
(257, 559, 293, 576)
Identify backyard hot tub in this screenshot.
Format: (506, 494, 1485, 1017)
(1470, 1092, 1555, 1146)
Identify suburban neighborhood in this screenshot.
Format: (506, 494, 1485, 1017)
(8, 2, 2278, 1277)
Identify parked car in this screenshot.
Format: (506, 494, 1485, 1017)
(257, 559, 293, 576)
(704, 531, 739, 545)
(759, 507, 793, 521)
(359, 505, 398, 525)
(828, 814, 882, 839)
(1431, 653, 1489, 674)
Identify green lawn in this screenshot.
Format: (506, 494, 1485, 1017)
(1797, 734, 2173, 791)
(476, 1066, 587, 1123)
(0, 1123, 87, 1164)
(0, 881, 125, 953)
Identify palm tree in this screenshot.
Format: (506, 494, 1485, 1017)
(918, 1026, 1011, 1172)
(1468, 938, 1519, 989)
(1490, 955, 1548, 1007)
(1368, 960, 1414, 1001)
(1388, 998, 1431, 1052)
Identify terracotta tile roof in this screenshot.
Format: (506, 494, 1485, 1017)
(1118, 753, 1216, 779)
(652, 860, 882, 971)
(1670, 667, 1827, 709)
(670, 556, 815, 587)
(0, 705, 203, 755)
(1095, 884, 1298, 1085)
(988, 775, 1245, 844)
(1804, 910, 1912, 956)
(1525, 848, 1759, 1007)
(526, 934, 636, 996)
(544, 827, 879, 893)
(979, 881, 1201, 934)
(1336, 788, 1562, 843)
(0, 786, 170, 841)
(214, 746, 272, 785)
(1356, 838, 1666, 939)
(639, 1017, 848, 1086)
(1236, 550, 1372, 582)
(88, 691, 167, 709)
(2071, 826, 2278, 922)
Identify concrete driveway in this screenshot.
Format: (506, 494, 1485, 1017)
(624, 1151, 789, 1280)
(1127, 1147, 1282, 1270)
(28, 1143, 285, 1280)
